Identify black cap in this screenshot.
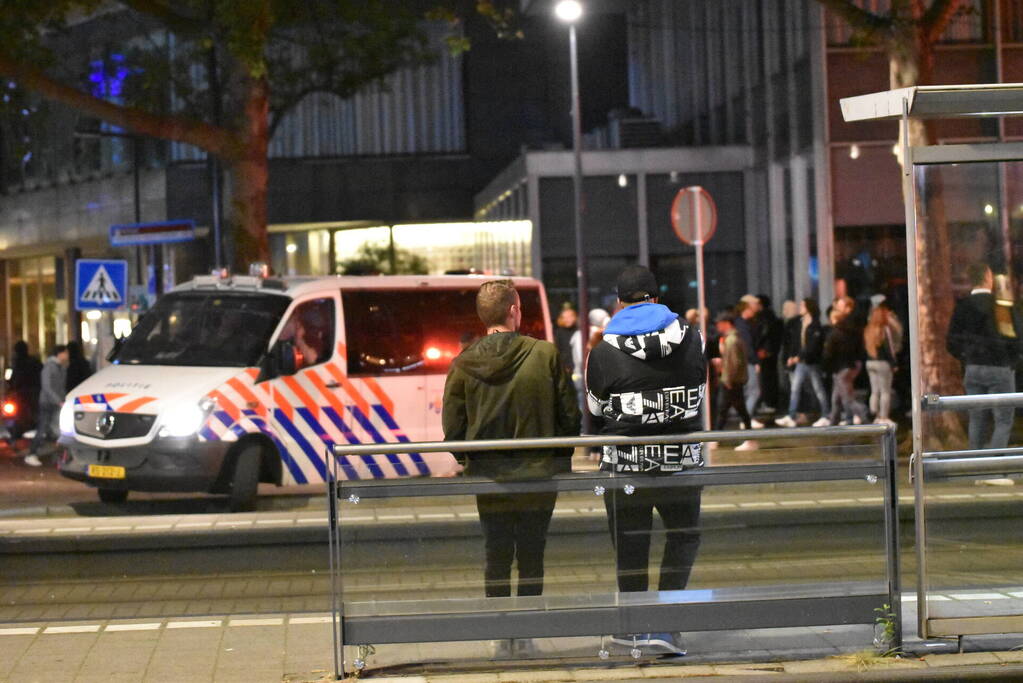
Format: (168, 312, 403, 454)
(616, 265, 658, 303)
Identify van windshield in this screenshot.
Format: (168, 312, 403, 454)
(115, 292, 291, 367)
(343, 286, 546, 376)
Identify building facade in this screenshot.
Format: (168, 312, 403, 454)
(1, 0, 1022, 364)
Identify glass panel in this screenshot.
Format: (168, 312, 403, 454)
(23, 258, 41, 354)
(342, 286, 546, 377)
(335, 437, 889, 670)
(115, 291, 291, 366)
(278, 297, 336, 370)
(914, 159, 1023, 620)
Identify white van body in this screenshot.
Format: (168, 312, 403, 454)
(58, 274, 553, 507)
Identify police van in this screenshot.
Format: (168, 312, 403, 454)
(58, 272, 553, 510)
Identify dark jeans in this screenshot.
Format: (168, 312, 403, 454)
(604, 483, 703, 593)
(476, 491, 558, 598)
(715, 384, 751, 430)
(964, 364, 1016, 450)
(29, 404, 59, 455)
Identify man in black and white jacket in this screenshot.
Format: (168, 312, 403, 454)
(585, 265, 706, 656)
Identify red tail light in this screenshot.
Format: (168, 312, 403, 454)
(2, 400, 17, 417)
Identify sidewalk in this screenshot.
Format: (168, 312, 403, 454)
(5, 608, 1023, 682)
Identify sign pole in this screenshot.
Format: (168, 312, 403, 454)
(690, 187, 712, 432)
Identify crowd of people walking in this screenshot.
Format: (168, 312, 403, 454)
(557, 287, 906, 448)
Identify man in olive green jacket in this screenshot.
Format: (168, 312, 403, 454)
(443, 279, 580, 599)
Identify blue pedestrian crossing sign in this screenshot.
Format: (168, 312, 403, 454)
(76, 259, 128, 311)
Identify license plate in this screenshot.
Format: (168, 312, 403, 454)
(88, 464, 126, 479)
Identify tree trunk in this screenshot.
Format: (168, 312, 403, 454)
(891, 36, 966, 448)
(223, 75, 271, 269)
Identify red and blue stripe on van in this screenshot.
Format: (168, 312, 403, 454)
(197, 347, 434, 484)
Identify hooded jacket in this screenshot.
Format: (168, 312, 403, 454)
(443, 332, 580, 481)
(39, 355, 67, 409)
(585, 303, 706, 474)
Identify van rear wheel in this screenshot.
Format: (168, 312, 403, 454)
(228, 444, 260, 512)
(98, 488, 128, 504)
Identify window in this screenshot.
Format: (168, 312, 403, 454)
(343, 286, 546, 376)
(115, 292, 290, 367)
(278, 298, 336, 370)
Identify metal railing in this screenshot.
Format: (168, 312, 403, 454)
(327, 425, 899, 679)
(916, 392, 1023, 640)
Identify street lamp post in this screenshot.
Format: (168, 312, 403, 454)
(555, 0, 590, 432)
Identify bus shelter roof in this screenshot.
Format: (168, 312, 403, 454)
(841, 83, 1023, 122)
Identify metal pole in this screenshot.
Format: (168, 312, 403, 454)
(207, 28, 224, 270)
(569, 23, 590, 433)
(132, 137, 143, 293)
(692, 188, 711, 432)
(901, 99, 929, 640)
(882, 426, 902, 650)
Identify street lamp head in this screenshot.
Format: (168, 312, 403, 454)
(554, 0, 583, 23)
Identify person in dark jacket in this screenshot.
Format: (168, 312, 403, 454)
(65, 340, 93, 395)
(755, 294, 784, 413)
(947, 262, 1021, 450)
(8, 340, 42, 438)
(443, 279, 580, 601)
(26, 345, 68, 467)
(585, 265, 706, 656)
(822, 297, 868, 426)
(775, 298, 830, 427)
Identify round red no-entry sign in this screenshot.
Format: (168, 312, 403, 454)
(670, 186, 718, 245)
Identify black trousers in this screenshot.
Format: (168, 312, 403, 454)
(715, 384, 752, 430)
(604, 484, 703, 593)
(476, 491, 558, 598)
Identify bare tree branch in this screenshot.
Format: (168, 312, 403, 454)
(923, 0, 965, 45)
(0, 55, 235, 157)
(815, 0, 890, 37)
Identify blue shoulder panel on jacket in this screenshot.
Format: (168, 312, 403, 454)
(604, 303, 679, 336)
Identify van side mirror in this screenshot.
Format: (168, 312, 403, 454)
(256, 339, 298, 383)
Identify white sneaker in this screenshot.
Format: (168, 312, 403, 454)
(750, 418, 765, 429)
(838, 420, 849, 426)
(23, 454, 42, 467)
(735, 440, 758, 451)
(853, 415, 863, 425)
(812, 417, 831, 427)
(774, 415, 797, 428)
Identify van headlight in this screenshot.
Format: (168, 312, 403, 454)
(59, 402, 75, 435)
(159, 400, 213, 438)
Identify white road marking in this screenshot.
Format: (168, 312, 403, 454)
(54, 527, 90, 533)
(94, 526, 133, 532)
(819, 499, 856, 505)
(418, 513, 456, 519)
(105, 623, 161, 632)
(377, 515, 414, 521)
(779, 500, 815, 506)
(44, 625, 101, 634)
(134, 524, 173, 531)
(256, 519, 293, 525)
(935, 494, 973, 500)
(856, 497, 884, 503)
(289, 616, 333, 624)
(701, 503, 737, 510)
(954, 593, 1010, 601)
(15, 528, 50, 534)
(0, 627, 40, 635)
(229, 618, 284, 627)
(739, 502, 776, 508)
(176, 522, 213, 529)
(166, 620, 222, 629)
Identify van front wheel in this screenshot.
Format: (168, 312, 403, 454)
(228, 444, 260, 512)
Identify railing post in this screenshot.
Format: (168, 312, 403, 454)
(881, 426, 902, 650)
